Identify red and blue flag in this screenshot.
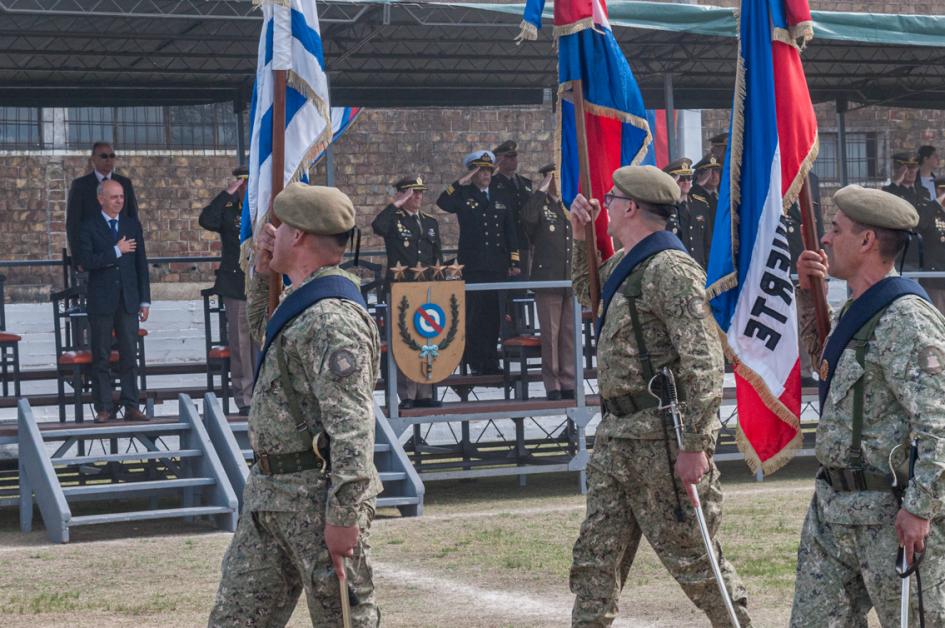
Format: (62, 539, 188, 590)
(706, 0, 817, 475)
(519, 0, 651, 260)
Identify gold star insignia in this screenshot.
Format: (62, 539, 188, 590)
(410, 262, 428, 280)
(390, 261, 409, 281)
(430, 262, 448, 280)
(447, 262, 464, 280)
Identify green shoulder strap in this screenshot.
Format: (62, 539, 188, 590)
(620, 256, 658, 383)
(848, 308, 888, 468)
(275, 338, 317, 450)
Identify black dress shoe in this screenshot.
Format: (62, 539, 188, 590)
(398, 399, 415, 410)
(546, 390, 562, 401)
(414, 398, 443, 408)
(561, 389, 576, 400)
(237, 405, 251, 416)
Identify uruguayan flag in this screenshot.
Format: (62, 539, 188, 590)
(244, 0, 331, 246)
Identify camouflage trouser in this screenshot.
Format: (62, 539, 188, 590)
(209, 504, 379, 627)
(569, 435, 751, 627)
(790, 495, 945, 627)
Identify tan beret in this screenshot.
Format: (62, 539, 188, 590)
(273, 182, 356, 235)
(612, 165, 680, 205)
(833, 184, 918, 231)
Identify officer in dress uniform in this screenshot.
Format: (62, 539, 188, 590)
(491, 140, 533, 276)
(568, 165, 752, 627)
(791, 185, 945, 626)
(437, 150, 521, 375)
(199, 165, 255, 416)
(662, 157, 694, 241)
(372, 175, 443, 409)
(522, 163, 576, 400)
(883, 152, 945, 311)
(210, 183, 381, 627)
(685, 154, 721, 269)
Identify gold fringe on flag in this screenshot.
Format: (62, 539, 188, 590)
(514, 21, 539, 45)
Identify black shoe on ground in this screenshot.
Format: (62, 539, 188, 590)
(237, 405, 251, 416)
(546, 390, 562, 401)
(398, 399, 415, 410)
(414, 398, 443, 408)
(561, 389, 575, 400)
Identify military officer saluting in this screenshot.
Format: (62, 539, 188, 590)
(522, 163, 576, 401)
(662, 157, 694, 240)
(372, 175, 443, 410)
(372, 175, 443, 286)
(882, 152, 945, 310)
(437, 150, 520, 374)
(568, 166, 752, 627)
(791, 185, 945, 626)
(210, 183, 382, 627)
(686, 154, 721, 269)
(491, 140, 533, 275)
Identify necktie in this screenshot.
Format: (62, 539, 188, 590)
(109, 219, 119, 242)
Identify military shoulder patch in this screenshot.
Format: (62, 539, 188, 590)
(918, 346, 945, 375)
(328, 348, 358, 378)
(686, 296, 708, 319)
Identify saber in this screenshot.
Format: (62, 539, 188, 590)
(898, 548, 911, 628)
(650, 367, 741, 628)
(312, 434, 352, 628)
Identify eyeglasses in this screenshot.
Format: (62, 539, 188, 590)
(96, 152, 116, 159)
(604, 192, 633, 206)
(678, 176, 693, 182)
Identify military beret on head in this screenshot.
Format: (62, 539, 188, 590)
(892, 151, 919, 166)
(663, 158, 694, 177)
(709, 132, 729, 146)
(232, 164, 249, 178)
(612, 165, 681, 205)
(493, 140, 518, 156)
(463, 150, 496, 170)
(539, 163, 556, 176)
(833, 184, 918, 231)
(273, 182, 356, 235)
(393, 175, 427, 192)
(694, 154, 722, 172)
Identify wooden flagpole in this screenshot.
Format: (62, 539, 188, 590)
(798, 177, 830, 345)
(571, 80, 602, 317)
(267, 69, 287, 315)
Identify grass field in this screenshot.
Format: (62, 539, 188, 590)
(0, 457, 881, 627)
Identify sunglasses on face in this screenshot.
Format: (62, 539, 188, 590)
(96, 153, 116, 159)
(678, 176, 693, 182)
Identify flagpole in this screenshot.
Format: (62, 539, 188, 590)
(268, 68, 287, 315)
(799, 177, 830, 344)
(571, 80, 602, 317)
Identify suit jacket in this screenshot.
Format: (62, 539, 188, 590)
(76, 213, 151, 316)
(490, 172, 533, 247)
(67, 172, 139, 257)
(199, 190, 246, 300)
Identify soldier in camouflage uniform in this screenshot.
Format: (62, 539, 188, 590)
(568, 165, 751, 627)
(791, 185, 945, 626)
(209, 183, 382, 627)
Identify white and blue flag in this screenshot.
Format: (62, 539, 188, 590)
(241, 0, 331, 250)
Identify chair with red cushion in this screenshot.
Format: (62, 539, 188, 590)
(0, 274, 21, 397)
(202, 288, 231, 414)
(51, 286, 92, 422)
(500, 295, 543, 400)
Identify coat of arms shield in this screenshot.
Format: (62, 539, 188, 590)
(390, 281, 465, 384)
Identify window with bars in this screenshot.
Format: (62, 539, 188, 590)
(812, 131, 886, 183)
(0, 107, 42, 149)
(62, 103, 238, 151)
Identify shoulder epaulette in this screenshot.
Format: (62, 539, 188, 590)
(691, 194, 707, 203)
(446, 184, 455, 195)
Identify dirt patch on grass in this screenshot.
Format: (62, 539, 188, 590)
(0, 457, 880, 627)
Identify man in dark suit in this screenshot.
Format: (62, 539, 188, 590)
(66, 142, 139, 261)
(76, 179, 151, 423)
(200, 166, 254, 415)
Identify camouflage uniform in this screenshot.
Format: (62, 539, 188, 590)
(569, 243, 751, 627)
(209, 265, 382, 628)
(790, 285, 945, 627)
